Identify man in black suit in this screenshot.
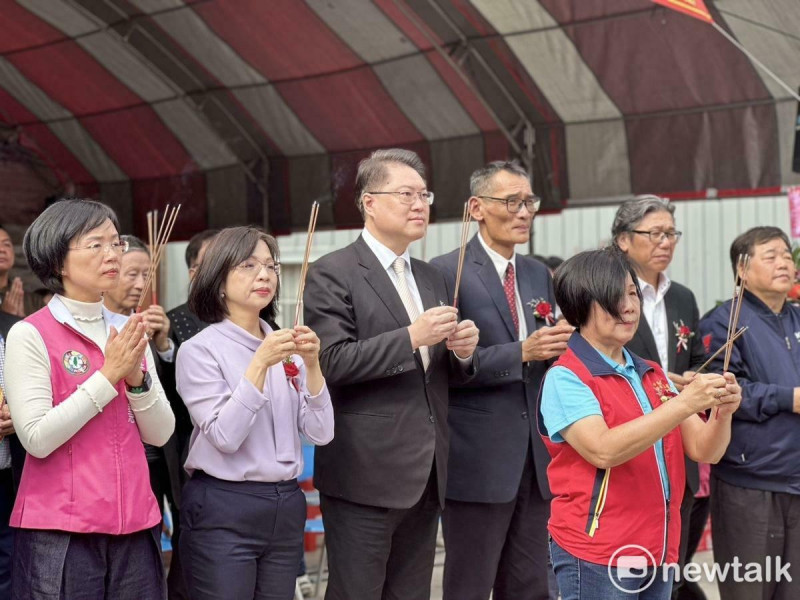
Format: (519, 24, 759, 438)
(431, 161, 573, 600)
(613, 196, 707, 599)
(304, 148, 480, 600)
(0, 310, 22, 600)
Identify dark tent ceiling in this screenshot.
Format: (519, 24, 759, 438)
(1, 0, 799, 239)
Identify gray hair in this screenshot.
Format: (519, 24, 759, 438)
(121, 235, 149, 257)
(611, 195, 675, 241)
(470, 161, 530, 197)
(355, 148, 426, 217)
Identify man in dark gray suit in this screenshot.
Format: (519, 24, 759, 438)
(613, 196, 706, 600)
(304, 148, 480, 600)
(431, 161, 573, 600)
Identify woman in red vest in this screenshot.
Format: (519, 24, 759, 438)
(4, 199, 174, 599)
(540, 248, 740, 600)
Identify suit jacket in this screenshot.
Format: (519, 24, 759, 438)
(0, 311, 25, 491)
(431, 236, 553, 503)
(624, 280, 705, 493)
(303, 235, 476, 510)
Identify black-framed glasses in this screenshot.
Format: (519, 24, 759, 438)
(630, 230, 683, 244)
(234, 259, 281, 276)
(69, 240, 129, 256)
(477, 194, 541, 214)
(366, 190, 434, 205)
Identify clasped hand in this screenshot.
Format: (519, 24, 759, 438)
(254, 326, 321, 369)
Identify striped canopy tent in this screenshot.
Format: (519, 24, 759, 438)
(2, 0, 799, 240)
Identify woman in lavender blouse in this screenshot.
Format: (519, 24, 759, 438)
(176, 226, 334, 600)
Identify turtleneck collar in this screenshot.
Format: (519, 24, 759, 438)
(56, 294, 104, 322)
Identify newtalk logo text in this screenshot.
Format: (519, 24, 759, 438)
(609, 545, 792, 593)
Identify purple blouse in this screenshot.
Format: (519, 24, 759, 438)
(176, 318, 334, 482)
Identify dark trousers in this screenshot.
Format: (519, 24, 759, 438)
(12, 527, 164, 600)
(0, 469, 15, 600)
(675, 495, 709, 600)
(711, 475, 800, 600)
(148, 455, 187, 600)
(442, 452, 550, 600)
(180, 472, 306, 600)
(320, 468, 441, 600)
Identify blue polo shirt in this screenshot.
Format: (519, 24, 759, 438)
(542, 347, 673, 500)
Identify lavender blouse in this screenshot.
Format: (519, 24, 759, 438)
(176, 318, 334, 482)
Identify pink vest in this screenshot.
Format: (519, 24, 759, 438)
(11, 307, 161, 534)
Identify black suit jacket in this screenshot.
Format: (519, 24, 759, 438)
(624, 280, 705, 492)
(304, 235, 475, 510)
(0, 311, 24, 491)
(431, 236, 553, 503)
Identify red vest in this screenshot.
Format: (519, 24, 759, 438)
(11, 306, 160, 534)
(541, 340, 685, 566)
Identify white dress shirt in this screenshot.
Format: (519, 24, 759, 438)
(362, 228, 424, 314)
(639, 273, 672, 372)
(361, 229, 472, 364)
(477, 232, 528, 340)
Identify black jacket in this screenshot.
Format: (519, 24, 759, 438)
(625, 280, 705, 493)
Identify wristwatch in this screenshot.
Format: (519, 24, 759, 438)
(126, 371, 152, 394)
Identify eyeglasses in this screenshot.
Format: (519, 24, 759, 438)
(367, 190, 434, 205)
(630, 230, 683, 244)
(477, 194, 541, 214)
(69, 240, 129, 256)
(234, 258, 281, 276)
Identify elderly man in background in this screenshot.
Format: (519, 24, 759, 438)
(613, 195, 708, 599)
(699, 226, 800, 600)
(0, 226, 25, 318)
(431, 161, 571, 600)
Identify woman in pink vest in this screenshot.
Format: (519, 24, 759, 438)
(539, 248, 740, 600)
(176, 226, 334, 600)
(4, 199, 175, 599)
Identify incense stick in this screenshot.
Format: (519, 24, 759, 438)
(723, 255, 750, 371)
(138, 205, 181, 309)
(293, 201, 320, 327)
(695, 326, 748, 374)
(452, 202, 471, 309)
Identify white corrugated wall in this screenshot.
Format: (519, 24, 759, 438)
(160, 195, 792, 327)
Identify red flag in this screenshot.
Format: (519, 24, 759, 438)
(652, 0, 713, 23)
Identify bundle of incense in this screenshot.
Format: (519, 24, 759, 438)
(146, 210, 159, 305)
(138, 204, 181, 310)
(723, 254, 750, 371)
(452, 201, 472, 309)
(293, 201, 320, 327)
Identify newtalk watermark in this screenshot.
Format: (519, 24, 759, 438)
(608, 544, 792, 594)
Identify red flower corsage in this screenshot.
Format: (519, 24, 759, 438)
(654, 379, 677, 403)
(673, 320, 695, 354)
(527, 298, 555, 325)
(283, 357, 301, 391)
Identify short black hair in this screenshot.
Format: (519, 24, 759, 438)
(729, 226, 790, 276)
(23, 199, 119, 294)
(185, 229, 220, 269)
(189, 226, 280, 324)
(554, 247, 642, 329)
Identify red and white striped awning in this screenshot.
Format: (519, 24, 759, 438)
(2, 0, 799, 238)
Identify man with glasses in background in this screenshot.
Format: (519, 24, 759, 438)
(304, 148, 479, 600)
(613, 196, 708, 600)
(431, 161, 572, 600)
